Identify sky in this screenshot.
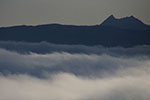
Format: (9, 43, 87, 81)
(0, 0, 150, 27)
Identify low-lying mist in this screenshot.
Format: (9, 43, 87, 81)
(0, 41, 150, 100)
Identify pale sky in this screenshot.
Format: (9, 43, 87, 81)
(0, 0, 150, 27)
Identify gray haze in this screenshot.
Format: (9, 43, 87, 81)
(0, 0, 150, 27)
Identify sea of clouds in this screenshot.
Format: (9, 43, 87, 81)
(0, 41, 150, 100)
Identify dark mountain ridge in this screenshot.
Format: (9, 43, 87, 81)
(100, 15, 150, 30)
(0, 15, 150, 47)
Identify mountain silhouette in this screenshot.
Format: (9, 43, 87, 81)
(101, 15, 150, 30)
(0, 15, 150, 47)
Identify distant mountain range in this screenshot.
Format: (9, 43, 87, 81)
(0, 15, 150, 47)
(101, 15, 150, 30)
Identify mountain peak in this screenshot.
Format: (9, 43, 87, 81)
(129, 15, 134, 18)
(100, 15, 148, 30)
(120, 15, 139, 21)
(104, 15, 116, 22)
(108, 15, 116, 19)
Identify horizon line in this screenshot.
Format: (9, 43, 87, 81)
(0, 15, 149, 28)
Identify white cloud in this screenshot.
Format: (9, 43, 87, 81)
(0, 48, 149, 77)
(0, 72, 150, 100)
(0, 43, 150, 100)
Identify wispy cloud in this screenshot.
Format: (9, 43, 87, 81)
(0, 72, 150, 100)
(0, 48, 149, 77)
(0, 42, 150, 100)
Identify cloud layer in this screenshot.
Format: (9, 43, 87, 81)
(0, 41, 150, 100)
(1, 41, 150, 56)
(0, 73, 150, 100)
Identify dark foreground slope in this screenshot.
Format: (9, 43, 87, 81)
(0, 15, 150, 47)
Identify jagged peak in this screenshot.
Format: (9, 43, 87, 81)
(119, 15, 139, 21)
(108, 15, 115, 19)
(100, 15, 148, 30)
(107, 15, 138, 21)
(105, 15, 117, 21)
